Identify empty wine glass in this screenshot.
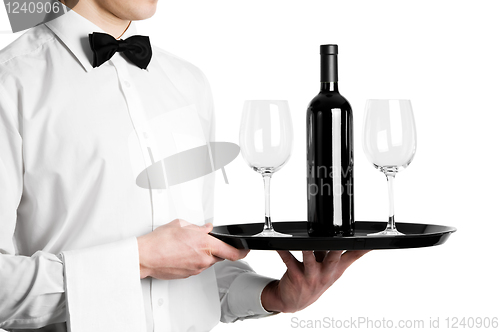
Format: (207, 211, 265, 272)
(363, 99, 417, 236)
(239, 100, 293, 237)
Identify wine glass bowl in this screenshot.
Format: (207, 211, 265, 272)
(363, 99, 417, 236)
(240, 100, 293, 174)
(363, 99, 417, 171)
(239, 100, 293, 237)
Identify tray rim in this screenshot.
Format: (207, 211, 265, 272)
(209, 221, 457, 250)
(210, 221, 457, 238)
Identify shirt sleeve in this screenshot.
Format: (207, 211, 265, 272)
(0, 74, 67, 329)
(0, 253, 66, 329)
(214, 260, 279, 323)
(60, 238, 147, 332)
(0, 71, 146, 332)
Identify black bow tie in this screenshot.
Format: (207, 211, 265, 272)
(89, 32, 152, 69)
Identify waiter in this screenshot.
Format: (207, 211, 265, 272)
(0, 0, 369, 331)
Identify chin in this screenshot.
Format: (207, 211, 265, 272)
(119, 1, 158, 20)
(129, 8, 157, 20)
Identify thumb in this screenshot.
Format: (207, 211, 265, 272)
(203, 223, 213, 232)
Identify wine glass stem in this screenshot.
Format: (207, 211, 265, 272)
(262, 173, 273, 231)
(386, 173, 396, 231)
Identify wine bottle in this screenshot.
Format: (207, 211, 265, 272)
(307, 44, 354, 237)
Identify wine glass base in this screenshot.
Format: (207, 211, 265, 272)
(368, 229, 405, 236)
(252, 229, 293, 237)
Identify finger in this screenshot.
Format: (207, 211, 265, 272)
(202, 222, 213, 233)
(302, 251, 316, 269)
(313, 250, 328, 263)
(323, 250, 343, 266)
(335, 250, 370, 276)
(201, 253, 225, 271)
(203, 249, 225, 263)
(238, 249, 250, 259)
(207, 236, 248, 261)
(210, 256, 224, 264)
(177, 219, 197, 228)
(167, 219, 202, 231)
(277, 250, 302, 275)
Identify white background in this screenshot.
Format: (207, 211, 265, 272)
(1, 0, 499, 331)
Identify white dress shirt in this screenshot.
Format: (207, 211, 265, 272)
(0, 10, 276, 332)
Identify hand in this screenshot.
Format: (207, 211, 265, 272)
(137, 219, 249, 280)
(261, 250, 370, 313)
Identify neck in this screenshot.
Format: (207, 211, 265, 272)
(66, 0, 131, 39)
(320, 82, 339, 92)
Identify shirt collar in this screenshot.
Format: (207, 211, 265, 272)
(45, 10, 138, 72)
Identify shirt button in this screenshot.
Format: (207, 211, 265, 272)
(158, 298, 164, 306)
(123, 81, 131, 88)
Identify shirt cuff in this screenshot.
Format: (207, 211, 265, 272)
(60, 238, 147, 332)
(227, 272, 278, 317)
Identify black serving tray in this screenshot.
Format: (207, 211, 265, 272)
(210, 221, 456, 250)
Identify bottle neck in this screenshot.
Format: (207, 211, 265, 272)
(320, 54, 338, 80)
(320, 82, 339, 92)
